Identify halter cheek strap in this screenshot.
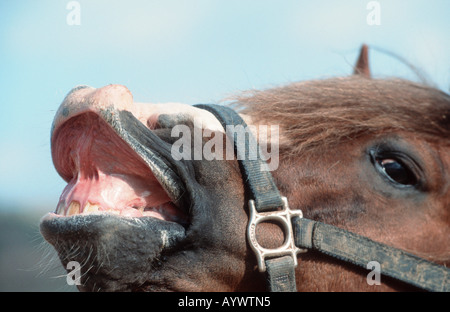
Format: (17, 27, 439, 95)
(195, 104, 284, 211)
(195, 104, 299, 291)
(195, 104, 450, 292)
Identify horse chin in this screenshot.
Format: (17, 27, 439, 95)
(40, 212, 187, 291)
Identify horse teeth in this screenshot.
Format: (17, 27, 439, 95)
(83, 202, 100, 214)
(66, 201, 80, 216)
(136, 206, 145, 212)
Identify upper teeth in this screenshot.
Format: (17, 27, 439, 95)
(67, 201, 80, 215)
(84, 202, 100, 214)
(56, 201, 105, 216)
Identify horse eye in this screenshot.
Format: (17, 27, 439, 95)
(376, 158, 417, 186)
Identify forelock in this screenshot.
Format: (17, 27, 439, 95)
(231, 76, 450, 154)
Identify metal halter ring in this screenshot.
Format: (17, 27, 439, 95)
(247, 196, 307, 272)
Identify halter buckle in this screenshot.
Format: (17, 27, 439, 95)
(247, 196, 307, 272)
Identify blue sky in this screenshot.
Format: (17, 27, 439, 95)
(0, 0, 449, 212)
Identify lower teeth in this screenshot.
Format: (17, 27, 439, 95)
(55, 202, 176, 221)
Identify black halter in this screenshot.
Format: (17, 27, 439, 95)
(196, 104, 449, 292)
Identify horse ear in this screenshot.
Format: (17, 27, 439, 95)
(353, 44, 371, 78)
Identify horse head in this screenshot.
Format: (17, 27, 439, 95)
(41, 46, 450, 291)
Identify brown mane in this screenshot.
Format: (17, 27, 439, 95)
(233, 77, 450, 155)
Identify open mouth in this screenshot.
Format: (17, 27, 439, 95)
(49, 110, 190, 224)
(39, 86, 206, 291)
(41, 106, 193, 252)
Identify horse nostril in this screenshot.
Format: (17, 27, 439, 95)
(152, 114, 191, 130)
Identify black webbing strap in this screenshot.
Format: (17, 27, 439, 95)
(195, 104, 296, 292)
(195, 104, 283, 212)
(293, 217, 450, 292)
(265, 257, 297, 292)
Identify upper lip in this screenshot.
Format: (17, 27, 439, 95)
(99, 108, 188, 207)
(51, 85, 191, 219)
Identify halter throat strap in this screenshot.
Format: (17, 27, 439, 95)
(195, 104, 449, 292)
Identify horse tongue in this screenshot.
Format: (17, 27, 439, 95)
(57, 169, 172, 217)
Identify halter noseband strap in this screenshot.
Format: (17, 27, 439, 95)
(295, 218, 449, 292)
(195, 104, 449, 292)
